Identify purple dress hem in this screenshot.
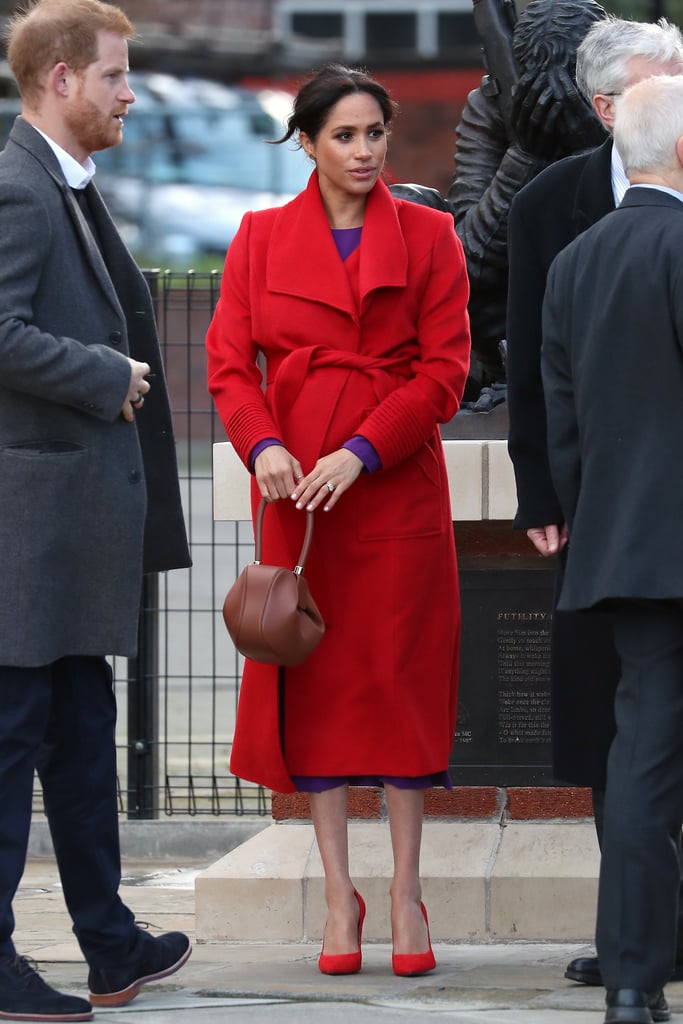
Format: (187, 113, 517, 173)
(291, 772, 452, 793)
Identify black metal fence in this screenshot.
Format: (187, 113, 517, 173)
(129, 270, 269, 817)
(36, 271, 268, 819)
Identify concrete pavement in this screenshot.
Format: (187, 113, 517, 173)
(13, 854, 683, 1023)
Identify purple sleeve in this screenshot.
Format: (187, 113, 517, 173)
(248, 438, 284, 472)
(343, 435, 382, 473)
(251, 437, 380, 473)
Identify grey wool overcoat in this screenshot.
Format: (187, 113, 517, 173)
(0, 117, 190, 667)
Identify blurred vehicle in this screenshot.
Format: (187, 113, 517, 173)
(94, 76, 311, 259)
(0, 73, 311, 261)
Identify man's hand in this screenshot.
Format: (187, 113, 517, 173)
(526, 522, 568, 556)
(122, 358, 151, 422)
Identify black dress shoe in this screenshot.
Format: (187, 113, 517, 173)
(566, 955, 602, 985)
(605, 988, 670, 1024)
(0, 953, 92, 1021)
(88, 929, 191, 1007)
(567, 955, 683, 987)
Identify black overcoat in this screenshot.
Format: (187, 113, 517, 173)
(506, 138, 619, 787)
(507, 138, 614, 524)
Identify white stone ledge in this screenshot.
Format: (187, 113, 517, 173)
(195, 821, 599, 943)
(213, 439, 517, 522)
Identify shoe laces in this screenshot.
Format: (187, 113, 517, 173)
(5, 955, 45, 990)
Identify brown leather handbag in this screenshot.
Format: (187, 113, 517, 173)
(222, 498, 325, 666)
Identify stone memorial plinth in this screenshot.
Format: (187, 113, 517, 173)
(445, 404, 555, 785)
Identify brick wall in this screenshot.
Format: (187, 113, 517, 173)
(272, 786, 594, 821)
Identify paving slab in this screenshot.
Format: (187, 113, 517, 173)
(13, 858, 683, 1023)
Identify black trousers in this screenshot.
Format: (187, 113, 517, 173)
(0, 656, 137, 967)
(550, 548, 621, 789)
(596, 600, 683, 991)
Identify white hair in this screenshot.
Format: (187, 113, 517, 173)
(576, 17, 683, 101)
(613, 74, 683, 177)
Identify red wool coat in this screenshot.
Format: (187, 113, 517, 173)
(207, 173, 471, 793)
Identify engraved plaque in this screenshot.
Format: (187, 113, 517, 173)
(450, 566, 556, 785)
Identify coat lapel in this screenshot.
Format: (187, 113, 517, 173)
(9, 119, 124, 321)
(266, 172, 408, 317)
(84, 180, 148, 314)
(573, 139, 615, 233)
(357, 177, 408, 304)
(59, 179, 123, 318)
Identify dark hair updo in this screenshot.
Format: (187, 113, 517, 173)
(275, 63, 397, 147)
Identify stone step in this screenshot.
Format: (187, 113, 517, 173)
(195, 820, 599, 944)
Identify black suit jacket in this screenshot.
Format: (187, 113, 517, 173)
(542, 187, 683, 611)
(506, 138, 614, 528)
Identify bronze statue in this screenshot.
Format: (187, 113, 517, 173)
(392, 0, 607, 406)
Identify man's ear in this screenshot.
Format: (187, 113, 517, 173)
(50, 61, 70, 97)
(593, 94, 616, 131)
(676, 135, 683, 170)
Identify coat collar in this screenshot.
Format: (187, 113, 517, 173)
(618, 184, 683, 211)
(266, 171, 408, 317)
(7, 117, 123, 320)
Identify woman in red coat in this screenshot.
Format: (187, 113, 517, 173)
(207, 65, 470, 977)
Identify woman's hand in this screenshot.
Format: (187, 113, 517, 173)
(254, 445, 303, 501)
(291, 449, 364, 512)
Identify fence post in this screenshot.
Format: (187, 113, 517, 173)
(127, 573, 160, 818)
(126, 267, 162, 819)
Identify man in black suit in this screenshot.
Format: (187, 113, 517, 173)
(542, 71, 683, 1024)
(506, 16, 683, 989)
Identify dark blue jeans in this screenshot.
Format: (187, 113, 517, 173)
(0, 656, 136, 967)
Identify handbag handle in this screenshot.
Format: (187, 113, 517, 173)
(253, 497, 314, 577)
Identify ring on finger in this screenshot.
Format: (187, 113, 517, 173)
(326, 482, 335, 493)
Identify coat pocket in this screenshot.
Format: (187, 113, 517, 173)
(356, 438, 447, 542)
(3, 439, 88, 455)
(0, 441, 92, 576)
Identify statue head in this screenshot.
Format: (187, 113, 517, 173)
(509, 0, 609, 157)
(512, 0, 607, 85)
